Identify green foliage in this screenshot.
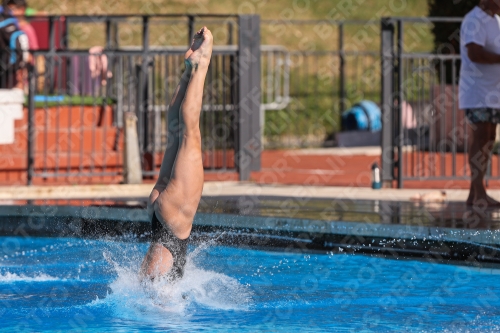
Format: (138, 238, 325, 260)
(427, 0, 477, 84)
(428, 0, 477, 52)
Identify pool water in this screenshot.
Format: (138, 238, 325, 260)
(1, 236, 500, 332)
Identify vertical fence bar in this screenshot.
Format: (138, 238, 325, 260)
(102, 51, 112, 180)
(55, 54, 61, 177)
(210, 58, 215, 170)
(166, 55, 171, 147)
(64, 18, 71, 94)
(339, 23, 346, 115)
(231, 49, 238, 168)
(228, 21, 234, 45)
(397, 19, 404, 188)
(407, 58, 413, 177)
(106, 19, 112, 49)
(416, 58, 422, 177)
(237, 15, 261, 181)
(222, 55, 228, 169)
(294, 52, 301, 148)
(42, 54, 49, 179)
(439, 60, 445, 177)
(49, 16, 55, 50)
(61, 16, 69, 48)
(48, 16, 55, 94)
(79, 55, 85, 177)
(188, 15, 195, 45)
(138, 16, 150, 175)
(381, 18, 395, 187)
(116, 56, 124, 128)
(452, 58, 457, 177)
(90, 61, 97, 177)
(113, 21, 119, 49)
(66, 55, 72, 177)
(430, 58, 436, 178)
(27, 64, 36, 185)
(148, 55, 155, 170)
(314, 53, 319, 143)
(267, 50, 272, 105)
(152, 56, 160, 162)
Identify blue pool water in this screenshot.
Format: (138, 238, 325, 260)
(1, 236, 500, 332)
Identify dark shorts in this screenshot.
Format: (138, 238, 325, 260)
(151, 213, 189, 280)
(465, 108, 500, 124)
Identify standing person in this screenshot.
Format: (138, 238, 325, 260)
(459, 0, 500, 207)
(0, 3, 28, 89)
(141, 27, 213, 280)
(6, 0, 38, 52)
(5, 0, 38, 92)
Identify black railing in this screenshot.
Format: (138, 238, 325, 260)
(32, 16, 385, 149)
(260, 19, 381, 148)
(9, 15, 498, 187)
(19, 14, 261, 184)
(380, 17, 500, 188)
(27, 16, 386, 150)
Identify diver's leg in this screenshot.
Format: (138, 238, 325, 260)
(147, 63, 191, 216)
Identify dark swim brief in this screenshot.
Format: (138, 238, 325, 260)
(151, 212, 189, 280)
(465, 108, 500, 124)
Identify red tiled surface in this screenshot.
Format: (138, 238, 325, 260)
(253, 151, 380, 187)
(0, 105, 123, 185)
(251, 150, 500, 189)
(202, 149, 500, 190)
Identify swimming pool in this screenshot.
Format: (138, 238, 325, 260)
(1, 236, 500, 332)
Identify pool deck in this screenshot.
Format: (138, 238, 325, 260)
(0, 181, 496, 202)
(2, 194, 500, 267)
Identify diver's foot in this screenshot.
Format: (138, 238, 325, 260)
(185, 27, 213, 70)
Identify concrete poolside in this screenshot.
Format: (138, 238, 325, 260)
(0, 181, 495, 202)
(2, 191, 500, 267)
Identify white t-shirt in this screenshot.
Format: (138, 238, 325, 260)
(459, 6, 500, 109)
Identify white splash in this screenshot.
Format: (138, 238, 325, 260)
(94, 242, 254, 323)
(0, 272, 60, 283)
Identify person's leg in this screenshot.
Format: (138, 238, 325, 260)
(141, 27, 213, 278)
(466, 121, 498, 207)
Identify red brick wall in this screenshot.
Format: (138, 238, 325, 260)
(0, 105, 124, 185)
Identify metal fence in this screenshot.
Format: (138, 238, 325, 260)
(55, 17, 384, 149)
(27, 50, 123, 184)
(9, 15, 497, 186)
(260, 20, 381, 148)
(20, 14, 261, 184)
(20, 16, 387, 154)
(380, 17, 500, 188)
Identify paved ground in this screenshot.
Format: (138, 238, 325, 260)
(1, 181, 498, 203)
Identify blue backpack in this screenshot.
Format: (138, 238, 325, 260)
(0, 6, 28, 88)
